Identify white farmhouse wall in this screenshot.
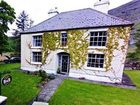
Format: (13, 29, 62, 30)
(21, 33, 42, 71)
(21, 27, 130, 83)
(69, 28, 130, 83)
(21, 34, 63, 74)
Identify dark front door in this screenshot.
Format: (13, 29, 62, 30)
(61, 55, 69, 73)
(58, 53, 70, 74)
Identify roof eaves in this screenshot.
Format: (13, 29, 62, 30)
(20, 23, 134, 35)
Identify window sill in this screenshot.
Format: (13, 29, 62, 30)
(31, 46, 42, 49)
(31, 62, 42, 65)
(59, 46, 68, 48)
(88, 46, 107, 49)
(85, 67, 105, 72)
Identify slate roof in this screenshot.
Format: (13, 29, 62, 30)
(109, 0, 140, 22)
(22, 8, 133, 34)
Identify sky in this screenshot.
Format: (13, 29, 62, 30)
(4, 0, 132, 36)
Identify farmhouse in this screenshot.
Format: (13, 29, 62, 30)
(21, 0, 133, 83)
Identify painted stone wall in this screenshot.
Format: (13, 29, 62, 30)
(70, 26, 131, 83)
(21, 26, 131, 83)
(42, 30, 89, 69)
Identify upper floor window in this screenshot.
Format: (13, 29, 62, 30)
(87, 54, 104, 68)
(61, 32, 67, 46)
(33, 35, 42, 47)
(32, 52, 42, 62)
(90, 31, 107, 47)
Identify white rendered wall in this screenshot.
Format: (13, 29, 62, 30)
(69, 28, 129, 83)
(21, 34, 64, 74)
(21, 33, 56, 74)
(21, 27, 130, 83)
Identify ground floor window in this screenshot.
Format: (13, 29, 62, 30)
(32, 52, 42, 62)
(87, 54, 104, 68)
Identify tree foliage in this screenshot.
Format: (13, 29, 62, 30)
(12, 11, 34, 55)
(128, 22, 140, 60)
(134, 23, 140, 59)
(16, 10, 33, 32)
(0, 0, 16, 54)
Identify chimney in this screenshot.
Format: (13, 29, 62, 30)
(48, 7, 59, 18)
(94, 0, 110, 14)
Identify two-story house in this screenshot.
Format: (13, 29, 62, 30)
(21, 1, 133, 83)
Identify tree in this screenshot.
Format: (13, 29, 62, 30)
(0, 0, 16, 55)
(127, 22, 140, 60)
(16, 10, 34, 32)
(133, 22, 140, 59)
(12, 11, 34, 55)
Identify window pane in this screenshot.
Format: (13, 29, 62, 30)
(100, 54, 104, 58)
(100, 59, 104, 63)
(102, 42, 106, 46)
(94, 37, 98, 41)
(90, 37, 94, 41)
(94, 32, 98, 36)
(91, 32, 94, 36)
(99, 32, 103, 36)
(94, 42, 97, 46)
(103, 37, 106, 41)
(99, 37, 102, 41)
(98, 42, 102, 46)
(90, 42, 93, 46)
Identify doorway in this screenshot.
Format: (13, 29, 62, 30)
(58, 53, 70, 74)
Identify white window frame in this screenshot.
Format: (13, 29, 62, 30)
(60, 31, 68, 47)
(88, 28, 108, 49)
(85, 51, 105, 71)
(32, 34, 42, 48)
(87, 53, 105, 68)
(31, 51, 42, 64)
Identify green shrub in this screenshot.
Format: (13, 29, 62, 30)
(39, 70, 48, 81)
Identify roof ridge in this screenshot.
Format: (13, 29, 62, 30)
(60, 8, 92, 14)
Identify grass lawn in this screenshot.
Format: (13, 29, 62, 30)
(0, 63, 41, 105)
(49, 75, 140, 105)
(125, 70, 140, 88)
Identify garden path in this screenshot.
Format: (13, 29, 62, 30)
(37, 75, 67, 102)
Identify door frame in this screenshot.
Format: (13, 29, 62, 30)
(58, 53, 70, 74)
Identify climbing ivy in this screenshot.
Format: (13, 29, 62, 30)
(27, 26, 131, 72)
(105, 26, 131, 71)
(95, 26, 131, 71)
(66, 30, 89, 69)
(42, 30, 89, 69)
(42, 32, 60, 64)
